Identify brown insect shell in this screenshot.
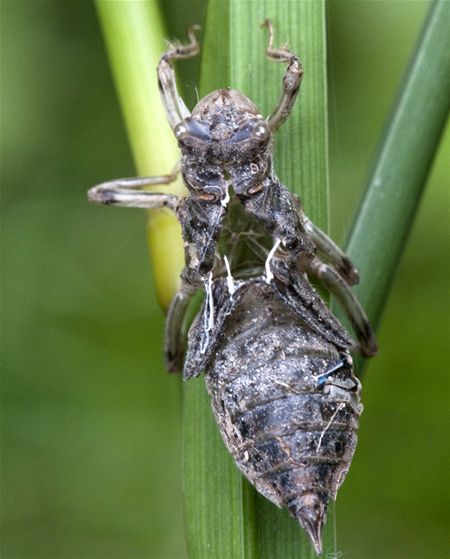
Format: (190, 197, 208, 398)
(177, 88, 273, 197)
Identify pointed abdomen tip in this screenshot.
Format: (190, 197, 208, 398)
(288, 492, 328, 556)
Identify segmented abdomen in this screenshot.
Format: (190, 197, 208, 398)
(204, 281, 361, 552)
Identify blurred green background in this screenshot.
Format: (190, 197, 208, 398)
(2, 1, 449, 558)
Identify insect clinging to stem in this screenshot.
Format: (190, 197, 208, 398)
(88, 20, 377, 556)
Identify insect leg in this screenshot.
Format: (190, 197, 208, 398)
(88, 164, 181, 210)
(158, 25, 201, 129)
(261, 19, 303, 133)
(164, 281, 196, 372)
(301, 214, 360, 286)
(307, 257, 378, 357)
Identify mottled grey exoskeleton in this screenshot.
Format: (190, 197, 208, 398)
(88, 20, 377, 556)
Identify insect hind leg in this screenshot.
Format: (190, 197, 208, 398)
(307, 257, 378, 357)
(301, 214, 360, 286)
(164, 281, 197, 372)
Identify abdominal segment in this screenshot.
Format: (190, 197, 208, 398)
(203, 281, 361, 554)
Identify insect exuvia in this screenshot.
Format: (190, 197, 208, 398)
(88, 20, 377, 556)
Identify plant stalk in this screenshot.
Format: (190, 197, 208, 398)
(96, 0, 186, 310)
(345, 0, 450, 333)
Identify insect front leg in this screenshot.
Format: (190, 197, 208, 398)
(87, 164, 181, 210)
(177, 197, 227, 287)
(301, 214, 360, 286)
(238, 175, 316, 263)
(307, 257, 378, 357)
(158, 25, 201, 129)
(261, 19, 304, 133)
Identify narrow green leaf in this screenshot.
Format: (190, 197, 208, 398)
(345, 0, 450, 331)
(183, 1, 331, 558)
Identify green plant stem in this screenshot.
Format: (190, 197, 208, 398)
(95, 1, 185, 310)
(345, 0, 450, 335)
(183, 2, 331, 558)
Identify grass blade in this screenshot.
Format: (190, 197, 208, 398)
(183, 1, 332, 558)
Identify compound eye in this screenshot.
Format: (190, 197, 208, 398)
(252, 122, 270, 142)
(174, 122, 190, 141)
